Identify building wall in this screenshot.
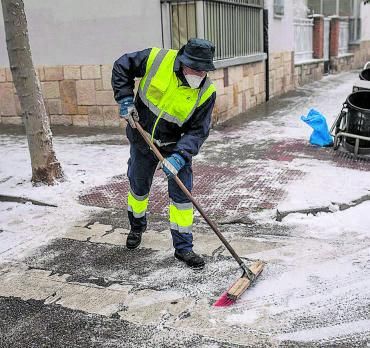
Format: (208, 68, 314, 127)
(0, 0, 163, 66)
(1, 2, 369, 128)
(269, 51, 295, 97)
(0, 1, 268, 127)
(294, 60, 324, 87)
(210, 63, 266, 124)
(0, 64, 125, 127)
(362, 3, 370, 41)
(0, 61, 267, 127)
(264, 0, 296, 98)
(265, 0, 294, 53)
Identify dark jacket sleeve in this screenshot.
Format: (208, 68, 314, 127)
(111, 48, 151, 103)
(173, 92, 216, 161)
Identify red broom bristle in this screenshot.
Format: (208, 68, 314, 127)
(213, 291, 236, 307)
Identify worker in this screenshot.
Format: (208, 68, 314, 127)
(112, 38, 216, 269)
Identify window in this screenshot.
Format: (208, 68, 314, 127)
(204, 0, 263, 59)
(323, 0, 337, 16)
(171, 2, 197, 49)
(307, 0, 321, 14)
(161, 0, 264, 61)
(307, 0, 361, 43)
(349, 0, 361, 42)
(274, 0, 285, 16)
(339, 0, 352, 16)
(308, 0, 360, 17)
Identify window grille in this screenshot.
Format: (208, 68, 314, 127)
(170, 2, 197, 49)
(294, 18, 314, 63)
(162, 0, 264, 61)
(338, 20, 349, 55)
(307, 0, 321, 15)
(307, 0, 361, 43)
(323, 0, 337, 16)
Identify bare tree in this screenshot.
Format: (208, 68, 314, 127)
(1, 0, 63, 184)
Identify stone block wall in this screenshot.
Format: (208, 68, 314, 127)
(294, 61, 324, 87)
(330, 54, 355, 72)
(331, 40, 370, 73)
(349, 40, 370, 70)
(0, 64, 129, 127)
(0, 61, 267, 127)
(209, 61, 266, 124)
(268, 51, 295, 98)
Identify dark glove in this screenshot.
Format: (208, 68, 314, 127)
(119, 96, 138, 128)
(162, 153, 186, 178)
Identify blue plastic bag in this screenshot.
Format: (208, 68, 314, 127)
(301, 109, 333, 147)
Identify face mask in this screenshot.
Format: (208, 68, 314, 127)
(184, 74, 204, 89)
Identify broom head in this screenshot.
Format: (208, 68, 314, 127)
(213, 260, 264, 307)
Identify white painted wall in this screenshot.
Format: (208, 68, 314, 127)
(264, 0, 295, 52)
(361, 3, 370, 41)
(0, 0, 163, 66)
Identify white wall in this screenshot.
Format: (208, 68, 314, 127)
(265, 0, 295, 52)
(0, 0, 163, 66)
(362, 3, 370, 41)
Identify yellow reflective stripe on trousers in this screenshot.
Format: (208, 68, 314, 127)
(169, 201, 193, 233)
(127, 191, 149, 218)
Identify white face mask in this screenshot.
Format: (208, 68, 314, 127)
(184, 74, 204, 89)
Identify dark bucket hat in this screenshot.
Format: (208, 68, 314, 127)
(178, 38, 216, 71)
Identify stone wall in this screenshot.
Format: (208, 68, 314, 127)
(209, 61, 266, 124)
(330, 40, 370, 73)
(268, 51, 295, 98)
(1, 41, 368, 128)
(0, 64, 126, 127)
(294, 60, 325, 87)
(349, 40, 370, 70)
(330, 54, 355, 72)
(0, 61, 267, 127)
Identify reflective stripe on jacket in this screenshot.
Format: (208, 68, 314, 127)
(138, 48, 215, 132)
(112, 48, 216, 161)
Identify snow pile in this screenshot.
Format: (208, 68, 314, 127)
(0, 133, 130, 261)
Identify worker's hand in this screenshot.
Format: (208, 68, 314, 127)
(119, 96, 139, 128)
(162, 153, 186, 179)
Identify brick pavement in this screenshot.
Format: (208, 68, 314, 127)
(79, 139, 370, 218)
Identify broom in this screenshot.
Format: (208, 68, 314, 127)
(131, 119, 264, 306)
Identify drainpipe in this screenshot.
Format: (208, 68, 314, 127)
(263, 9, 270, 102)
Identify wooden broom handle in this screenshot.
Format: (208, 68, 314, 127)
(133, 121, 247, 268)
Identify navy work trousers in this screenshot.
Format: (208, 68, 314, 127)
(127, 142, 194, 252)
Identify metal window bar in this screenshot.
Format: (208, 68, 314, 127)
(349, 17, 361, 42)
(203, 0, 263, 60)
(294, 18, 314, 63)
(170, 1, 197, 49)
(338, 19, 349, 55)
(162, 0, 264, 61)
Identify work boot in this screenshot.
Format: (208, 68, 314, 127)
(174, 250, 205, 269)
(126, 227, 146, 249)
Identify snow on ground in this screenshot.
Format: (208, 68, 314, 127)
(0, 71, 369, 344)
(211, 72, 357, 145)
(206, 71, 370, 342)
(0, 132, 130, 261)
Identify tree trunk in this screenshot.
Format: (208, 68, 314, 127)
(1, 0, 63, 185)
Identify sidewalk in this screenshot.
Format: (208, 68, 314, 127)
(1, 71, 370, 347)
